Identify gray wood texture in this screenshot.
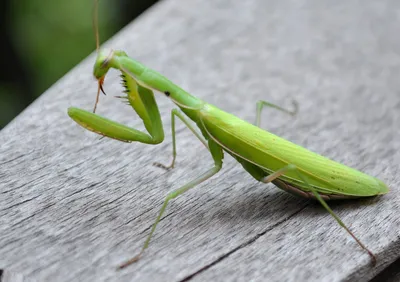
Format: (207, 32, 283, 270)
(1, 0, 400, 281)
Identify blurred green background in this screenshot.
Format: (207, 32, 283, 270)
(0, 0, 158, 129)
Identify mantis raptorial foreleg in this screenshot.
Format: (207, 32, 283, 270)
(153, 108, 208, 170)
(118, 140, 223, 269)
(68, 74, 165, 144)
(255, 100, 298, 127)
(261, 164, 376, 264)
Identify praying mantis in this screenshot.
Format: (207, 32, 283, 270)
(67, 2, 389, 270)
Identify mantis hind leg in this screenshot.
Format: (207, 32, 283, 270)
(255, 100, 298, 127)
(118, 140, 223, 269)
(154, 108, 208, 170)
(261, 164, 376, 265)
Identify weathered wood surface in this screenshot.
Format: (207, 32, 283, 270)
(1, 0, 400, 281)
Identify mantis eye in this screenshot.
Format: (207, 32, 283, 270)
(100, 58, 109, 69)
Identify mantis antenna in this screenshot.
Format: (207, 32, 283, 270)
(92, 0, 103, 113)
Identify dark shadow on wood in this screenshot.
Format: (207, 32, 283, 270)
(370, 257, 400, 282)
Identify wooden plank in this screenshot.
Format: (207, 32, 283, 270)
(1, 0, 399, 281)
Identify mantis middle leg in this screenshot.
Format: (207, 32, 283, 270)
(255, 100, 298, 127)
(154, 108, 208, 170)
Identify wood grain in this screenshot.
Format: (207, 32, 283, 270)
(1, 0, 399, 281)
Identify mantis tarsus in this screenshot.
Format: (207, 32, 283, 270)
(68, 4, 389, 270)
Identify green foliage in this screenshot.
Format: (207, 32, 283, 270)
(0, 1, 120, 128)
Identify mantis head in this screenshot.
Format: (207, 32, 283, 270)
(91, 48, 136, 113)
(93, 48, 115, 89)
(92, 48, 115, 112)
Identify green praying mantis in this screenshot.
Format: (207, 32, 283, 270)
(67, 2, 389, 270)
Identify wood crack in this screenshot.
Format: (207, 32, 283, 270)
(178, 203, 309, 282)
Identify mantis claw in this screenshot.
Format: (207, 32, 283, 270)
(291, 100, 299, 116)
(117, 252, 143, 270)
(99, 82, 106, 95)
(92, 77, 106, 113)
(153, 161, 174, 170)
